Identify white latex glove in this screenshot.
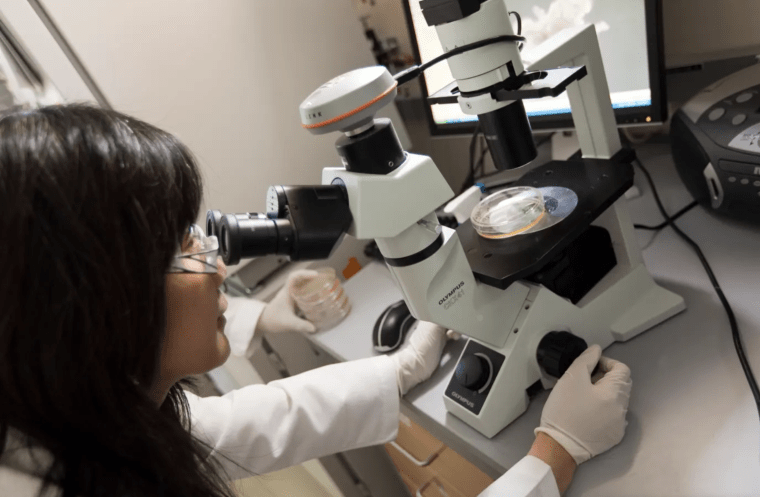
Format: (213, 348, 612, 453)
(390, 321, 450, 395)
(256, 269, 319, 334)
(535, 344, 632, 465)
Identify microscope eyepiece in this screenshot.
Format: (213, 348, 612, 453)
(207, 184, 352, 265)
(218, 213, 294, 265)
(206, 209, 224, 239)
(219, 215, 239, 265)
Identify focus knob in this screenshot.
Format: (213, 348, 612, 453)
(536, 331, 588, 378)
(454, 354, 491, 391)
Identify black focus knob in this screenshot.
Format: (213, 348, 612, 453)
(454, 354, 491, 391)
(536, 331, 588, 378)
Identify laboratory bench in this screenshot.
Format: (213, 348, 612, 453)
(220, 142, 760, 497)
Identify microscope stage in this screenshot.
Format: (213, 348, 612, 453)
(457, 152, 635, 290)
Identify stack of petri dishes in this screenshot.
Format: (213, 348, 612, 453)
(288, 267, 351, 331)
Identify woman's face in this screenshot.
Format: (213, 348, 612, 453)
(161, 255, 230, 384)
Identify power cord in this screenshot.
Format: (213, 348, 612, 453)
(633, 200, 698, 231)
(633, 158, 760, 420)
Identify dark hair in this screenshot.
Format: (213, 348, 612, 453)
(0, 104, 238, 497)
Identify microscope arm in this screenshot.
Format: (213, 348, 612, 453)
(524, 25, 622, 160)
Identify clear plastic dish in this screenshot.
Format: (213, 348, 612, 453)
(470, 186, 546, 239)
(289, 267, 351, 330)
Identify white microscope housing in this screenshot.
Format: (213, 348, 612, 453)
(217, 0, 686, 438)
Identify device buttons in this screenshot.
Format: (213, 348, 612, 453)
(708, 108, 726, 121)
(754, 181, 760, 187)
(736, 92, 753, 103)
(729, 177, 737, 183)
(732, 114, 748, 126)
(741, 178, 750, 185)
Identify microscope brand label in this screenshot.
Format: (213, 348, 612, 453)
(451, 391, 475, 408)
(439, 281, 465, 307)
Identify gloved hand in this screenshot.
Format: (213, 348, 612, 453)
(390, 321, 451, 395)
(255, 269, 319, 334)
(535, 344, 632, 465)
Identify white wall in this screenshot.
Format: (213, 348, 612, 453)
(0, 2, 94, 103)
(33, 0, 409, 271)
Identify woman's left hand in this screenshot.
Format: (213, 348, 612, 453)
(391, 321, 455, 395)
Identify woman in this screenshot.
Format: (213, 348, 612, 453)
(0, 104, 631, 497)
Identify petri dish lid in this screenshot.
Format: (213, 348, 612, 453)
(470, 186, 546, 239)
(290, 267, 338, 302)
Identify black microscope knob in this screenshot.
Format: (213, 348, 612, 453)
(536, 331, 588, 378)
(454, 354, 491, 391)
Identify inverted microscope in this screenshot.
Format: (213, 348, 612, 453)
(207, 0, 685, 438)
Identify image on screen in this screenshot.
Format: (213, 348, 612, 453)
(407, 0, 656, 129)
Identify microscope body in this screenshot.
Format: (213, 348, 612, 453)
(320, 128, 680, 438)
(210, 0, 686, 438)
(312, 1, 684, 436)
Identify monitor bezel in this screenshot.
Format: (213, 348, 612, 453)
(401, 0, 667, 136)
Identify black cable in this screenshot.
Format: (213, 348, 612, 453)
(509, 11, 523, 50)
(418, 35, 524, 73)
(634, 158, 760, 418)
(460, 122, 482, 194)
(474, 136, 488, 178)
(509, 11, 522, 35)
(633, 200, 698, 231)
(395, 34, 525, 86)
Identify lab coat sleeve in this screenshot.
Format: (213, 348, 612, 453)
(185, 355, 400, 480)
(478, 456, 560, 497)
(223, 296, 266, 358)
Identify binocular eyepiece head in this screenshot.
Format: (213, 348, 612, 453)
(206, 210, 293, 265)
(206, 184, 352, 265)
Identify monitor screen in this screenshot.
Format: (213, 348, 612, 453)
(402, 0, 666, 134)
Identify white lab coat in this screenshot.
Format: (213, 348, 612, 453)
(0, 297, 560, 497)
(214, 296, 561, 496)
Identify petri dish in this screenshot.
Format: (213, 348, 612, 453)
(290, 267, 339, 305)
(470, 186, 546, 239)
(289, 267, 351, 330)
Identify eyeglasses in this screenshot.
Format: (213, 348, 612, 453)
(167, 224, 219, 274)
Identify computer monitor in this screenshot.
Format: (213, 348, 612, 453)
(402, 0, 666, 135)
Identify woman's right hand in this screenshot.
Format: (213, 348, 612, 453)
(534, 344, 632, 465)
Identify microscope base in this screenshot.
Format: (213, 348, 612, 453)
(443, 263, 685, 439)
